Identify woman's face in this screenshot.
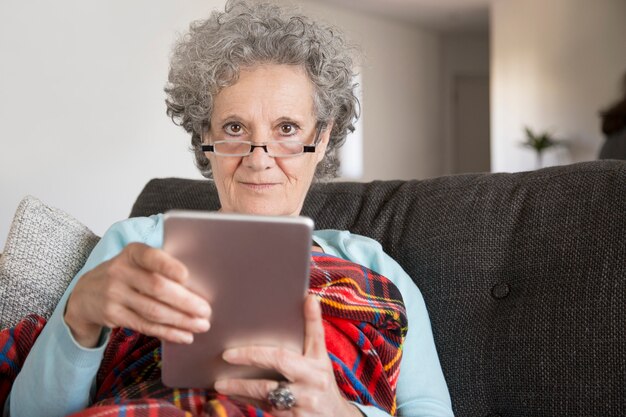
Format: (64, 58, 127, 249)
(205, 64, 330, 216)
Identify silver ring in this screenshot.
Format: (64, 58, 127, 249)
(267, 381, 296, 410)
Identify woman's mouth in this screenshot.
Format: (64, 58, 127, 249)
(239, 182, 279, 191)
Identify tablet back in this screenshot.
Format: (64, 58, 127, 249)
(161, 211, 313, 388)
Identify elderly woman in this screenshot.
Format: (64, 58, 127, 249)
(5, 1, 453, 416)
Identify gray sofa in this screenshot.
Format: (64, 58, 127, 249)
(130, 160, 626, 417)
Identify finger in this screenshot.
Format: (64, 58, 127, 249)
(123, 290, 210, 334)
(222, 346, 316, 382)
(303, 294, 327, 358)
(214, 378, 279, 401)
(129, 271, 211, 319)
(106, 305, 194, 344)
(125, 243, 188, 283)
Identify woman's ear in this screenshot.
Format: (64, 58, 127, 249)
(315, 121, 333, 163)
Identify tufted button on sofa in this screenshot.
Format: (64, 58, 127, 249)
(490, 283, 510, 299)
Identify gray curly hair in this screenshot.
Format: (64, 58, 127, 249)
(164, 0, 360, 180)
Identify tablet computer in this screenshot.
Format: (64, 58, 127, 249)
(161, 210, 313, 388)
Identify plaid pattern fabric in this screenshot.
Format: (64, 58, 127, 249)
(309, 254, 407, 414)
(0, 314, 46, 406)
(0, 254, 407, 416)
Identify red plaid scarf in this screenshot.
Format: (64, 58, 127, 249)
(0, 314, 46, 404)
(0, 254, 407, 416)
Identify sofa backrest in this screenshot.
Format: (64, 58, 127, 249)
(130, 160, 626, 417)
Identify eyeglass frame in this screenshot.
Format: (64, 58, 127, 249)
(201, 122, 326, 157)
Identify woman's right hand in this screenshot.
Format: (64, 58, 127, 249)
(64, 242, 211, 348)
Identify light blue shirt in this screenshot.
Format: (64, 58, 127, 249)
(7, 215, 453, 417)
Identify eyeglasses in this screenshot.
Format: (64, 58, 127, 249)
(201, 123, 324, 158)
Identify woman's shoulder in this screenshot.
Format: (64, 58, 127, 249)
(313, 229, 381, 249)
(98, 214, 164, 250)
(312, 230, 383, 265)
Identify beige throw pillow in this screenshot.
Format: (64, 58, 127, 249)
(0, 196, 100, 328)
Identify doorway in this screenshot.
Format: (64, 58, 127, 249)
(453, 75, 490, 173)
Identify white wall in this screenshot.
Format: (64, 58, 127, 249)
(0, 0, 220, 249)
(296, 1, 443, 181)
(0, 0, 443, 248)
(491, 0, 626, 172)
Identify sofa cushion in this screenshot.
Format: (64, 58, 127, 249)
(0, 196, 100, 328)
(129, 160, 626, 417)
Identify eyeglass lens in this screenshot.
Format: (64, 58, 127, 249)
(213, 140, 306, 156)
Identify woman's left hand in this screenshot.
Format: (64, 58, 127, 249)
(214, 294, 363, 416)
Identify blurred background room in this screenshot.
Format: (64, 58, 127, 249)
(1, 0, 625, 247)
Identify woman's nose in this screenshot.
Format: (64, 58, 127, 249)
(244, 142, 275, 170)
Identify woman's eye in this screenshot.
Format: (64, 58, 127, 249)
(280, 124, 297, 135)
(224, 123, 243, 135)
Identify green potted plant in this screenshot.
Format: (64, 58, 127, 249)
(521, 126, 562, 169)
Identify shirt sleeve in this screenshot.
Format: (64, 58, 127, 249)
(6, 215, 163, 417)
(313, 230, 454, 417)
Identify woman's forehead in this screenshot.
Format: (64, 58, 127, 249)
(211, 64, 316, 124)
